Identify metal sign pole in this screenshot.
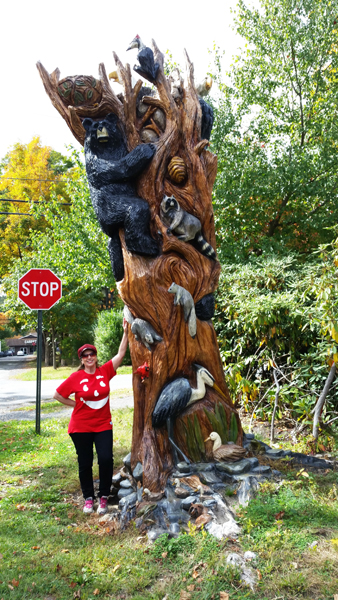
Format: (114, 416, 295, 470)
(36, 310, 43, 435)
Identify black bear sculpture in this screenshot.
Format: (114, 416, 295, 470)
(83, 113, 158, 281)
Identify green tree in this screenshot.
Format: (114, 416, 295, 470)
(214, 253, 338, 430)
(3, 150, 114, 366)
(211, 0, 338, 260)
(0, 138, 74, 278)
(94, 309, 131, 366)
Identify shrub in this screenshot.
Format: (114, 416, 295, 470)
(94, 309, 130, 366)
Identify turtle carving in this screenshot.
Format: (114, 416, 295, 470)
(57, 75, 102, 107)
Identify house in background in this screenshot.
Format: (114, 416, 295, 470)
(6, 332, 37, 355)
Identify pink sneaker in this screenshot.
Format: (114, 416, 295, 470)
(83, 497, 94, 514)
(97, 496, 108, 515)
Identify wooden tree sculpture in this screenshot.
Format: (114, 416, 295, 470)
(37, 39, 243, 493)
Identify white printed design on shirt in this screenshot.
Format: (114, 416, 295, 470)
(94, 390, 99, 397)
(83, 385, 89, 392)
(80, 378, 89, 384)
(100, 381, 106, 387)
(96, 375, 104, 379)
(80, 395, 109, 409)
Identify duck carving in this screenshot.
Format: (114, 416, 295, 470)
(127, 35, 159, 83)
(205, 432, 246, 462)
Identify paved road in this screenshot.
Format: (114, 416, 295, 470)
(0, 356, 133, 421)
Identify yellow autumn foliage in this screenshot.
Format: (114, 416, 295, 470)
(0, 137, 73, 277)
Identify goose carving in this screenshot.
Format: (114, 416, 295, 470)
(205, 432, 246, 462)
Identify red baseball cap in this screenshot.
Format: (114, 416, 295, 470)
(78, 344, 97, 358)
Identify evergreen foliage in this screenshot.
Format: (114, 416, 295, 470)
(94, 309, 131, 367)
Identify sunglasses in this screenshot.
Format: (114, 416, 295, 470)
(82, 352, 96, 358)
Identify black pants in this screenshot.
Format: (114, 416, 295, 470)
(70, 430, 113, 499)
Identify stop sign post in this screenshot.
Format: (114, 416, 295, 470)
(18, 269, 62, 434)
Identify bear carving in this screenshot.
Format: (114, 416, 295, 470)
(83, 113, 158, 281)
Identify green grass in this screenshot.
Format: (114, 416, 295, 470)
(12, 401, 70, 413)
(0, 413, 338, 599)
(12, 364, 133, 381)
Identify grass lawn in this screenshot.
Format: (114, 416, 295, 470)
(0, 412, 338, 599)
(11, 364, 133, 381)
(12, 401, 71, 414)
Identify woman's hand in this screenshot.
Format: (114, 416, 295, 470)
(53, 391, 76, 408)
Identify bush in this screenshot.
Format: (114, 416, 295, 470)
(214, 252, 338, 428)
(94, 309, 130, 366)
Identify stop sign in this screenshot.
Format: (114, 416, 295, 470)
(18, 269, 62, 310)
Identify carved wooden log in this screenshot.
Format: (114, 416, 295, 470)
(37, 40, 243, 493)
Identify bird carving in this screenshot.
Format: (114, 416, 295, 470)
(173, 478, 190, 499)
(205, 432, 246, 462)
(152, 364, 216, 464)
(108, 70, 121, 83)
(196, 76, 213, 97)
(142, 488, 165, 502)
(127, 35, 159, 83)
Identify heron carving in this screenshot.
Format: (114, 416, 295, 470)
(152, 364, 217, 464)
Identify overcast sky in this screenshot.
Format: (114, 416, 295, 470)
(0, 0, 246, 160)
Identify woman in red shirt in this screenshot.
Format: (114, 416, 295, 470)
(54, 320, 128, 515)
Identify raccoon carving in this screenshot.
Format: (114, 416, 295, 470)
(160, 195, 216, 260)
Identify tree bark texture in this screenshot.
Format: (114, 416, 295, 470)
(37, 42, 243, 492)
(312, 362, 336, 439)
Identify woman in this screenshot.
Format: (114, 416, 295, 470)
(54, 319, 128, 515)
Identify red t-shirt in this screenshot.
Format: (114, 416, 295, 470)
(56, 361, 116, 434)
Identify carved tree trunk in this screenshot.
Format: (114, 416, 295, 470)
(37, 42, 243, 493)
(114, 45, 243, 491)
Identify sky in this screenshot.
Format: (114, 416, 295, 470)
(0, 0, 245, 160)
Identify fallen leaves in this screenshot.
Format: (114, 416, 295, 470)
(31, 546, 40, 550)
(297, 468, 309, 478)
(7, 578, 19, 590)
(93, 590, 100, 596)
(16, 504, 26, 511)
(220, 593, 229, 600)
(274, 511, 285, 520)
(179, 591, 191, 600)
(112, 564, 120, 573)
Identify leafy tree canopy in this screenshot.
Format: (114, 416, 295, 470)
(0, 137, 75, 278)
(211, 0, 338, 260)
(2, 149, 114, 362)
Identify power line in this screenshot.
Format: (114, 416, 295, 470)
(0, 176, 72, 182)
(0, 198, 71, 206)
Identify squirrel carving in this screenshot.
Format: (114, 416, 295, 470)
(123, 306, 162, 351)
(168, 282, 197, 338)
(160, 195, 216, 260)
